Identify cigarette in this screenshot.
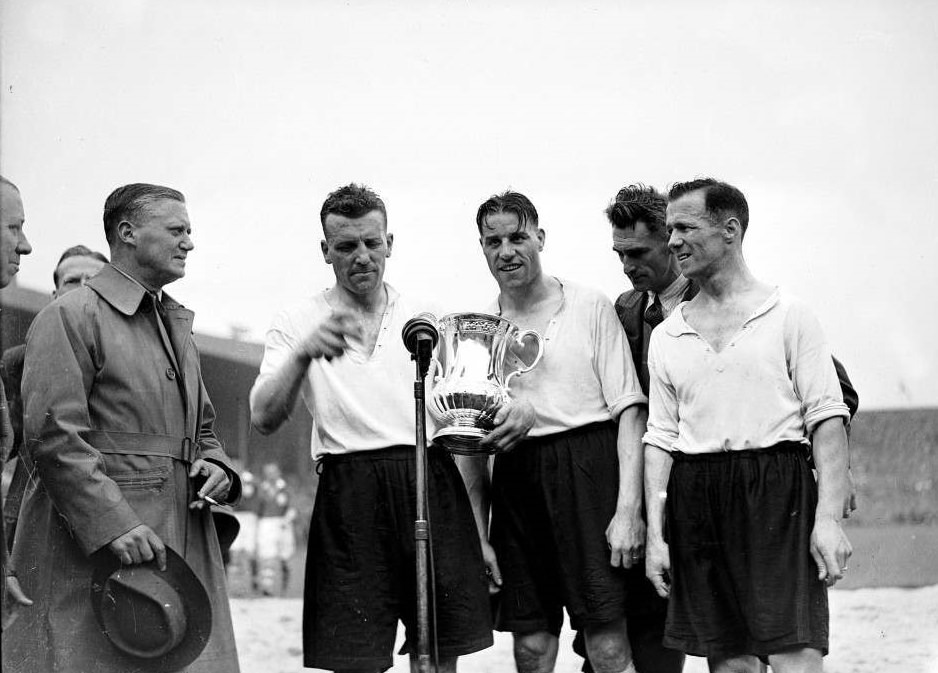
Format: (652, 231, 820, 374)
(201, 494, 220, 506)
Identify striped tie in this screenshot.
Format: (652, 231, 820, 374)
(644, 294, 664, 328)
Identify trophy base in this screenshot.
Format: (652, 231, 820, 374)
(432, 426, 496, 456)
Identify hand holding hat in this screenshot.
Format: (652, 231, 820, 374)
(91, 546, 213, 671)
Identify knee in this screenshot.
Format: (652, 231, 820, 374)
(583, 623, 632, 673)
(708, 654, 766, 673)
(513, 632, 557, 673)
(768, 647, 823, 673)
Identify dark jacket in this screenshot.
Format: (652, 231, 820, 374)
(1, 345, 26, 553)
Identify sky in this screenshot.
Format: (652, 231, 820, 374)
(2, 0, 937, 409)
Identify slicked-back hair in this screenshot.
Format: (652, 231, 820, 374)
(319, 183, 387, 234)
(103, 183, 186, 245)
(0, 176, 20, 193)
(476, 190, 539, 235)
(668, 178, 749, 236)
(52, 245, 109, 288)
(605, 184, 668, 239)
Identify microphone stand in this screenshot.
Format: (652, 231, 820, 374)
(412, 337, 434, 673)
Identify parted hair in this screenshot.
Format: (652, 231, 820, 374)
(605, 184, 668, 239)
(475, 190, 539, 234)
(103, 183, 185, 245)
(319, 183, 387, 232)
(668, 178, 749, 236)
(52, 245, 109, 287)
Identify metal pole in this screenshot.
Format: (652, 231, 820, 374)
(413, 342, 433, 673)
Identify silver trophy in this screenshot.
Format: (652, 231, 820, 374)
(428, 312, 544, 455)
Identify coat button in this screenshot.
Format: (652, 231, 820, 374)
(166, 367, 176, 380)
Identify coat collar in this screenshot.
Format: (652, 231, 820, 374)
(85, 264, 186, 315)
(615, 288, 646, 313)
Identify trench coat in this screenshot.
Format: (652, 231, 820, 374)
(2, 264, 242, 673)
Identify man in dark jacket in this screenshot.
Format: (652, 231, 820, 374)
(3, 183, 242, 672)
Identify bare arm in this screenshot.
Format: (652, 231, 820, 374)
(455, 454, 501, 592)
(250, 349, 314, 434)
(810, 417, 852, 586)
(250, 310, 355, 435)
(605, 404, 647, 569)
(644, 444, 674, 598)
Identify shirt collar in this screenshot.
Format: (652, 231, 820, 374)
(385, 282, 400, 308)
(665, 286, 781, 337)
(489, 276, 565, 316)
(647, 274, 690, 317)
(326, 282, 399, 312)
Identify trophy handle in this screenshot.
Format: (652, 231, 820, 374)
(504, 329, 544, 391)
(426, 357, 443, 383)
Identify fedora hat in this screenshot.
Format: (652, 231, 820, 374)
(91, 546, 212, 671)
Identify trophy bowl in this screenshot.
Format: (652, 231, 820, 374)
(428, 312, 543, 455)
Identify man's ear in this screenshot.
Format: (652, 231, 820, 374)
(320, 239, 332, 265)
(117, 220, 136, 246)
(724, 217, 742, 243)
(385, 232, 393, 257)
(537, 227, 546, 251)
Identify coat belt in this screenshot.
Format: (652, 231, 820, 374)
(84, 430, 196, 463)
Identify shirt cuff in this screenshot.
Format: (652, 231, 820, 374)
(642, 427, 677, 452)
(608, 392, 648, 419)
(804, 402, 850, 434)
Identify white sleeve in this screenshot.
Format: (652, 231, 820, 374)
(592, 295, 647, 418)
(785, 301, 849, 432)
(642, 330, 679, 451)
(249, 309, 305, 406)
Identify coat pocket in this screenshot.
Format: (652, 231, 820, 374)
(109, 465, 171, 491)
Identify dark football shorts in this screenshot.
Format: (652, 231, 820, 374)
(664, 441, 829, 659)
(490, 421, 633, 635)
(302, 446, 493, 671)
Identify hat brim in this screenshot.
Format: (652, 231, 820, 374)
(91, 545, 213, 671)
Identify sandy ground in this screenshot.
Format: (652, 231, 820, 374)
(231, 585, 938, 673)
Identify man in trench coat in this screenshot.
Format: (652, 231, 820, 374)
(2, 183, 242, 672)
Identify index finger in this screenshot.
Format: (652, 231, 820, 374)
(479, 425, 508, 444)
(650, 573, 670, 598)
(197, 464, 223, 496)
(204, 474, 231, 502)
(490, 404, 512, 428)
(188, 458, 208, 478)
(822, 546, 842, 583)
(149, 532, 167, 572)
(479, 424, 508, 448)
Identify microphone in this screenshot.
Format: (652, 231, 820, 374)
(402, 312, 439, 355)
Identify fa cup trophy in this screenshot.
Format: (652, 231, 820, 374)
(427, 312, 544, 454)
